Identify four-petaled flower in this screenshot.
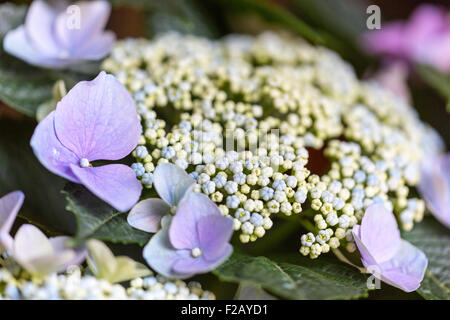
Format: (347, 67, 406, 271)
(352, 204, 428, 292)
(418, 153, 450, 228)
(143, 192, 234, 279)
(4, 0, 115, 68)
(31, 71, 142, 212)
(127, 163, 194, 232)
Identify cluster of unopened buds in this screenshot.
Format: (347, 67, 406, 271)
(104, 32, 443, 259)
(0, 266, 214, 300)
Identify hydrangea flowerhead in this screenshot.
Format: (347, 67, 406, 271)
(3, 0, 115, 68)
(362, 4, 450, 72)
(127, 163, 195, 232)
(418, 153, 450, 228)
(0, 191, 24, 253)
(31, 71, 142, 212)
(352, 204, 427, 292)
(13, 224, 86, 276)
(143, 192, 233, 279)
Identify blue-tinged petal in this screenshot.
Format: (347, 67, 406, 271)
(153, 163, 194, 207)
(172, 244, 232, 274)
(30, 112, 80, 183)
(142, 216, 193, 279)
(70, 164, 142, 212)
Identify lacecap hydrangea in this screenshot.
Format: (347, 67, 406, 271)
(103, 32, 443, 259)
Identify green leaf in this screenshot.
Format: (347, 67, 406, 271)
(146, 0, 218, 38)
(0, 3, 55, 116)
(0, 51, 55, 117)
(402, 217, 450, 300)
(63, 183, 150, 246)
(292, 0, 367, 41)
(213, 252, 370, 300)
(416, 64, 450, 102)
(213, 0, 325, 45)
(0, 118, 75, 235)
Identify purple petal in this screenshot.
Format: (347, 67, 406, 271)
(419, 153, 450, 228)
(372, 240, 428, 292)
(30, 112, 80, 183)
(3, 26, 68, 68)
(360, 204, 401, 263)
(153, 163, 194, 207)
(49, 236, 87, 269)
(404, 4, 448, 52)
(54, 1, 111, 53)
(362, 23, 406, 57)
(197, 214, 234, 262)
(142, 216, 193, 279)
(13, 224, 75, 275)
(172, 244, 232, 274)
(127, 199, 170, 233)
(54, 72, 141, 162)
(169, 193, 221, 250)
(70, 164, 142, 212)
(24, 0, 64, 58)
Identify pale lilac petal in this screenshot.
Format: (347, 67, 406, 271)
(49, 236, 87, 269)
(153, 163, 195, 207)
(127, 199, 170, 233)
(13, 224, 53, 260)
(142, 216, 193, 279)
(352, 225, 377, 267)
(70, 164, 142, 212)
(172, 244, 232, 274)
(76, 31, 116, 60)
(376, 240, 428, 292)
(419, 154, 450, 228)
(25, 0, 65, 58)
(55, 1, 111, 52)
(30, 112, 80, 183)
(0, 191, 24, 233)
(197, 214, 234, 262)
(54, 72, 141, 161)
(0, 191, 24, 252)
(169, 193, 220, 250)
(13, 224, 76, 275)
(3, 26, 69, 68)
(360, 204, 401, 262)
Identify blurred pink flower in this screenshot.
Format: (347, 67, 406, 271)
(371, 62, 411, 103)
(362, 4, 450, 72)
